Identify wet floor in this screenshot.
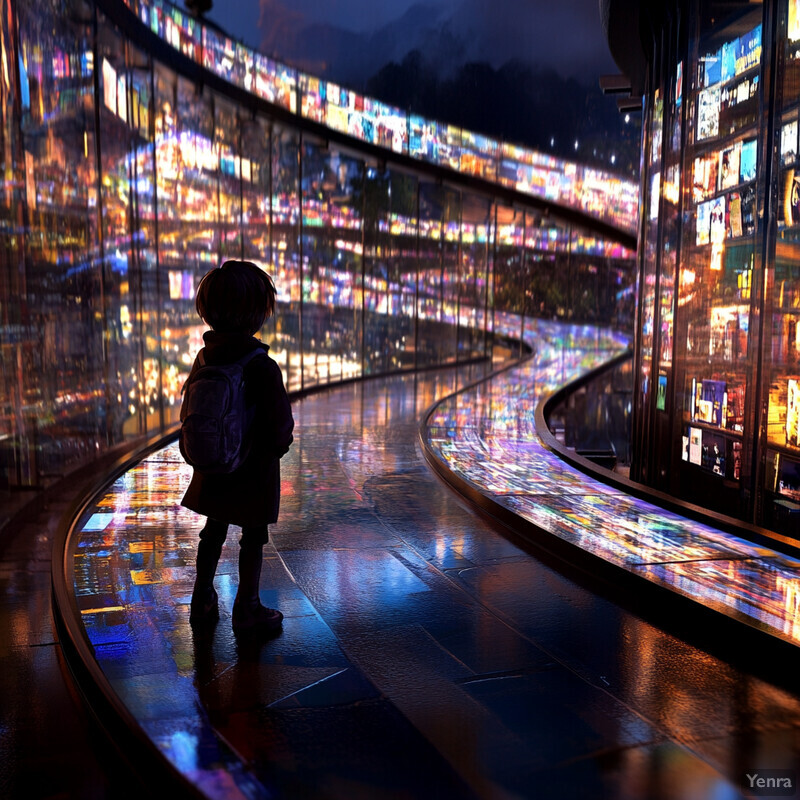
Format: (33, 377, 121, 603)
(65, 343, 800, 799)
(425, 349, 800, 648)
(0, 473, 153, 799)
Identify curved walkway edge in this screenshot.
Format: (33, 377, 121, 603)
(420, 320, 800, 653)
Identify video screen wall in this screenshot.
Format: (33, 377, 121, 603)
(634, 0, 800, 536)
(0, 0, 635, 495)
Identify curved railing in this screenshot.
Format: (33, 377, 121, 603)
(116, 0, 639, 241)
(420, 321, 800, 650)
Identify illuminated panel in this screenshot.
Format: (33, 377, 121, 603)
(461, 131, 499, 181)
(424, 318, 800, 646)
(299, 72, 326, 124)
(443, 124, 462, 171)
(323, 81, 350, 134)
(202, 25, 235, 78)
(408, 114, 435, 163)
(253, 53, 296, 112)
(368, 99, 407, 154)
(147, 0, 166, 38)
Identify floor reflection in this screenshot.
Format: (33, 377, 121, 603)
(427, 317, 800, 646)
(69, 320, 800, 799)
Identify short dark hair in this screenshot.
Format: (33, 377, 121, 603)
(195, 260, 277, 334)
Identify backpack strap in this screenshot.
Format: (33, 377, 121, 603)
(238, 348, 267, 367)
(195, 347, 263, 370)
(186, 345, 263, 383)
(181, 348, 206, 396)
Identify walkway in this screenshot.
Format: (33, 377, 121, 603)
(425, 320, 800, 648)
(63, 322, 800, 799)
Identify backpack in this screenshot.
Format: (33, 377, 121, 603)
(179, 348, 265, 474)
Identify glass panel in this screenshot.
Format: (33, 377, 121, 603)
(98, 24, 146, 441)
(764, 0, 800, 531)
(634, 85, 662, 483)
(459, 194, 491, 358)
(302, 141, 362, 383)
(0, 1, 24, 487)
(570, 237, 603, 322)
(493, 207, 527, 350)
(441, 187, 461, 360)
(126, 47, 165, 431)
(417, 182, 441, 335)
(15, 3, 104, 481)
(659, 63, 683, 372)
(362, 165, 389, 374)
(679, 7, 762, 492)
(388, 170, 419, 369)
(239, 114, 291, 382)
(240, 116, 271, 265)
(214, 96, 242, 260)
(524, 212, 569, 320)
(156, 69, 214, 408)
(417, 182, 460, 365)
(271, 127, 302, 391)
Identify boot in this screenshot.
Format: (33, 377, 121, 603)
(189, 538, 222, 625)
(232, 543, 283, 633)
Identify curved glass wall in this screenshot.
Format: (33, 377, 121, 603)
(632, 0, 800, 536)
(0, 0, 634, 496)
(118, 0, 639, 240)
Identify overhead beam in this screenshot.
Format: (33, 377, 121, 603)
(600, 74, 633, 94)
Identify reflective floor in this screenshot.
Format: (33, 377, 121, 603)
(68, 321, 800, 799)
(0, 467, 152, 799)
(426, 323, 800, 647)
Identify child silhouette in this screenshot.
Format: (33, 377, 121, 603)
(182, 260, 294, 633)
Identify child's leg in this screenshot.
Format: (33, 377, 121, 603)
(190, 518, 228, 623)
(232, 525, 283, 632)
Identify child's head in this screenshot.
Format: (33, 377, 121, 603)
(196, 260, 276, 335)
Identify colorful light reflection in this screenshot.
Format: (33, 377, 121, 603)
(426, 318, 800, 645)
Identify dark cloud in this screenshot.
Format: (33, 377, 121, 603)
(202, 0, 616, 83)
(450, 0, 616, 78)
(259, 0, 428, 32)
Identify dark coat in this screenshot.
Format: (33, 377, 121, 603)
(181, 331, 294, 527)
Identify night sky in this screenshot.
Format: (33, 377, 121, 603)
(191, 0, 617, 85)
